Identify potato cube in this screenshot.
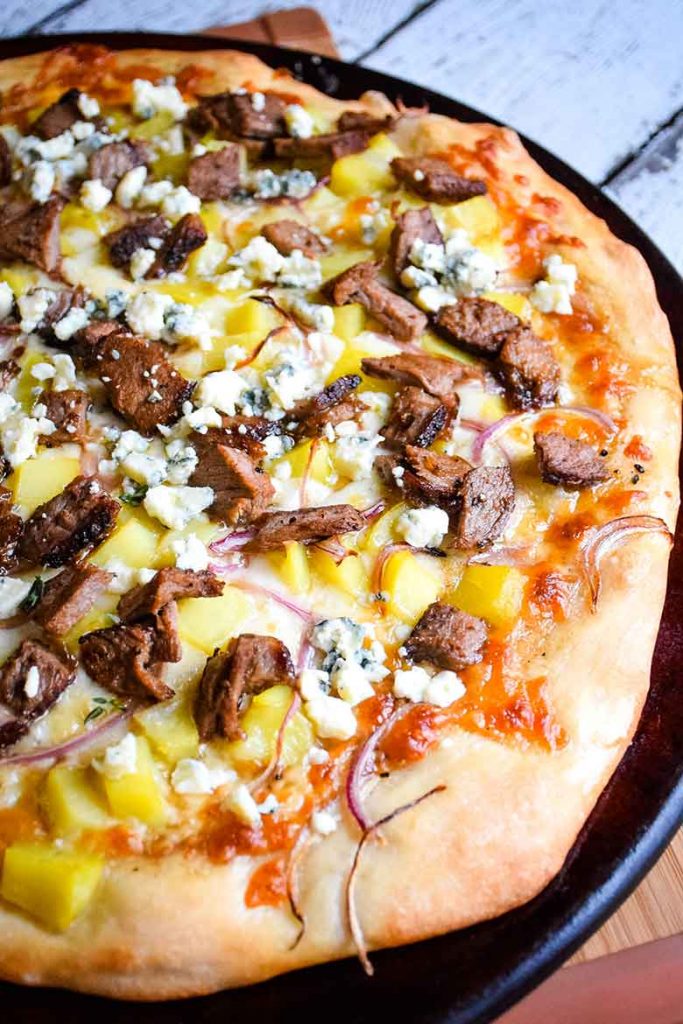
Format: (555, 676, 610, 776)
(8, 453, 81, 515)
(481, 291, 531, 321)
(319, 248, 373, 281)
(90, 513, 164, 570)
(440, 195, 501, 242)
(268, 541, 311, 595)
(226, 684, 313, 768)
(224, 298, 280, 336)
(361, 502, 407, 555)
(330, 133, 402, 197)
(450, 564, 526, 628)
(43, 766, 110, 836)
(1, 843, 104, 931)
(383, 550, 442, 623)
(102, 736, 166, 826)
(276, 438, 334, 484)
(328, 335, 400, 392)
(177, 586, 252, 655)
(310, 547, 369, 598)
(135, 699, 199, 763)
(333, 303, 367, 341)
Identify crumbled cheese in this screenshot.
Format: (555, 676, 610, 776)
(392, 665, 431, 702)
(164, 438, 198, 484)
(311, 808, 337, 835)
(414, 284, 454, 313)
(278, 250, 322, 289)
(424, 670, 466, 708)
(121, 449, 168, 486)
(80, 177, 112, 211)
(0, 392, 55, 468)
(52, 353, 78, 391)
(256, 794, 279, 815)
(400, 265, 438, 289)
(410, 238, 447, 274)
(332, 430, 382, 479)
(161, 185, 201, 219)
(26, 160, 55, 203)
(171, 533, 210, 571)
(125, 290, 175, 339)
(285, 104, 314, 139)
(53, 306, 89, 342)
(103, 559, 154, 594)
(312, 617, 388, 685)
(23, 666, 41, 699)
(252, 167, 317, 200)
(305, 695, 357, 740)
(132, 78, 188, 121)
(396, 506, 449, 549)
(77, 93, 100, 119)
(530, 254, 578, 315)
(129, 247, 156, 280)
(17, 288, 54, 333)
(264, 349, 319, 410)
(359, 205, 390, 245)
(299, 668, 330, 700)
(333, 664, 375, 706)
(307, 746, 329, 765)
(0, 281, 13, 321)
(195, 369, 246, 415)
(144, 484, 214, 530)
(93, 733, 138, 779)
(0, 576, 33, 617)
(139, 179, 174, 207)
(228, 235, 284, 283)
(251, 91, 266, 113)
(282, 295, 335, 332)
(162, 303, 212, 350)
(228, 783, 261, 826)
(115, 165, 147, 208)
(193, 238, 228, 277)
(171, 758, 235, 795)
(70, 120, 95, 142)
(31, 362, 55, 382)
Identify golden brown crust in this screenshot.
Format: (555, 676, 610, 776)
(0, 46, 679, 1000)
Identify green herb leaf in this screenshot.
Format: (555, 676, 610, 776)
(84, 706, 105, 724)
(19, 577, 44, 613)
(120, 482, 148, 506)
(84, 696, 126, 724)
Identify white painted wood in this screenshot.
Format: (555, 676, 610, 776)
(1, 0, 425, 61)
(364, 0, 683, 184)
(608, 113, 683, 275)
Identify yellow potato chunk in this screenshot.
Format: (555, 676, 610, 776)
(61, 597, 118, 652)
(420, 329, 476, 363)
(90, 513, 163, 570)
(450, 564, 526, 628)
(135, 699, 200, 763)
(224, 298, 280, 336)
(481, 291, 531, 321)
(333, 303, 367, 342)
(0, 265, 40, 297)
(330, 133, 402, 197)
(383, 550, 442, 623)
(268, 541, 311, 595)
(361, 502, 407, 555)
(319, 247, 373, 281)
(177, 586, 252, 655)
(226, 685, 313, 768)
(440, 195, 501, 241)
(8, 453, 81, 515)
(156, 521, 219, 567)
(328, 335, 400, 392)
(310, 547, 369, 598)
(128, 111, 175, 140)
(43, 766, 110, 836)
(1, 843, 104, 932)
(276, 438, 335, 484)
(60, 203, 119, 238)
(102, 736, 166, 826)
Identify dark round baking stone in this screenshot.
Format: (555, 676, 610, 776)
(0, 32, 681, 1024)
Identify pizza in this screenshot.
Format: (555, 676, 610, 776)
(0, 43, 678, 1000)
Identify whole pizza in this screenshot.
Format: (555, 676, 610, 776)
(0, 43, 678, 1000)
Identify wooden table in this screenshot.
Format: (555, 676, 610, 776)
(1, 0, 682, 1016)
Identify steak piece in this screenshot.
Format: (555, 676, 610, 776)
(33, 563, 112, 637)
(0, 360, 20, 391)
(225, 92, 287, 138)
(0, 196, 64, 275)
(534, 431, 609, 488)
(147, 213, 207, 278)
(32, 89, 82, 139)
(194, 634, 294, 742)
(88, 140, 149, 191)
(361, 352, 470, 402)
(291, 374, 362, 437)
(245, 504, 366, 552)
(389, 207, 443, 278)
(39, 389, 89, 446)
(0, 135, 11, 188)
(0, 503, 23, 573)
(324, 261, 427, 343)
(434, 298, 521, 359)
(337, 110, 395, 133)
(104, 215, 170, 269)
(262, 219, 327, 258)
(273, 130, 371, 161)
(187, 144, 241, 201)
(17, 475, 120, 568)
(405, 602, 487, 670)
(38, 287, 85, 343)
(192, 415, 281, 460)
(382, 386, 450, 450)
(401, 445, 471, 506)
(452, 466, 515, 549)
(82, 331, 194, 435)
(190, 441, 274, 526)
(0, 639, 76, 748)
(79, 622, 174, 702)
(391, 157, 487, 204)
(497, 327, 560, 410)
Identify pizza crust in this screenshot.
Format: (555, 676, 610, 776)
(0, 46, 679, 1000)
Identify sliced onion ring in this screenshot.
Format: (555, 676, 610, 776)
(581, 514, 673, 608)
(345, 704, 410, 833)
(472, 406, 618, 464)
(0, 711, 132, 767)
(209, 529, 256, 554)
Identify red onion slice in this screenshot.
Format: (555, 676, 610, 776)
(230, 580, 313, 622)
(209, 529, 256, 554)
(362, 500, 386, 521)
(345, 704, 410, 834)
(0, 710, 132, 767)
(472, 406, 617, 464)
(580, 514, 673, 608)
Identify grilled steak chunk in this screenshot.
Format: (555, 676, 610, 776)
(497, 326, 560, 409)
(382, 386, 450, 450)
(534, 431, 609, 488)
(452, 466, 515, 549)
(191, 441, 274, 526)
(104, 215, 170, 269)
(0, 196, 64, 274)
(194, 634, 294, 742)
(0, 360, 20, 391)
(0, 639, 76, 748)
(246, 504, 367, 551)
(389, 207, 443, 278)
(18, 476, 119, 568)
(32, 89, 82, 139)
(147, 213, 207, 278)
(391, 157, 487, 204)
(401, 445, 471, 506)
(82, 331, 194, 435)
(39, 389, 89, 446)
(435, 298, 521, 358)
(79, 622, 174, 702)
(187, 144, 241, 200)
(0, 135, 11, 188)
(33, 563, 112, 637)
(273, 130, 371, 161)
(192, 415, 282, 460)
(262, 219, 327, 258)
(88, 140, 149, 191)
(361, 352, 470, 402)
(291, 374, 362, 437)
(337, 110, 395, 133)
(0, 502, 23, 573)
(405, 602, 487, 670)
(324, 261, 427, 342)
(225, 92, 287, 138)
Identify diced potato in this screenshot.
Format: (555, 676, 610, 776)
(319, 248, 373, 281)
(154, 279, 219, 305)
(333, 303, 367, 342)
(420, 329, 475, 363)
(177, 586, 252, 655)
(43, 766, 110, 836)
(151, 152, 189, 185)
(90, 513, 164, 570)
(8, 453, 81, 514)
(135, 699, 199, 763)
(383, 550, 442, 623)
(224, 298, 281, 336)
(156, 521, 220, 567)
(268, 541, 311, 595)
(62, 597, 118, 652)
(481, 291, 531, 321)
(0, 265, 40, 297)
(102, 736, 166, 826)
(276, 438, 335, 484)
(330, 133, 402, 197)
(128, 111, 175, 140)
(361, 502, 407, 555)
(14, 350, 51, 410)
(198, 330, 263, 374)
(450, 564, 526, 628)
(226, 684, 313, 768)
(1, 843, 104, 932)
(60, 203, 120, 238)
(310, 547, 369, 598)
(440, 195, 501, 242)
(302, 185, 347, 231)
(328, 335, 399, 391)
